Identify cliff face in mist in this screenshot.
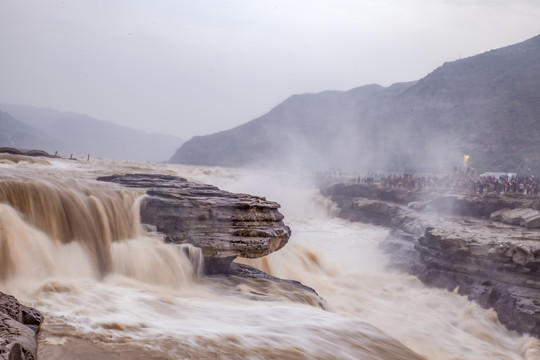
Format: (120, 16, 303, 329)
(0, 105, 184, 162)
(171, 34, 540, 173)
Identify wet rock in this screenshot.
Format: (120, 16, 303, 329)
(98, 173, 291, 274)
(321, 183, 426, 205)
(491, 208, 540, 229)
(523, 213, 540, 229)
(324, 183, 539, 216)
(407, 201, 429, 211)
(0, 292, 42, 360)
(208, 263, 327, 309)
(0, 147, 58, 158)
(412, 225, 540, 336)
(323, 183, 540, 337)
(490, 208, 510, 222)
(19, 306, 44, 335)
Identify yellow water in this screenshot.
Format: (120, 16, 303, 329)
(0, 155, 538, 359)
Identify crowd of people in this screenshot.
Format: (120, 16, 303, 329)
(352, 172, 540, 196)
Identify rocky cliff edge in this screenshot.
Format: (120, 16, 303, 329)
(98, 173, 291, 274)
(323, 183, 540, 337)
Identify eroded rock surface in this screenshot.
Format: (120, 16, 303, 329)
(0, 147, 57, 158)
(209, 263, 327, 309)
(323, 183, 540, 337)
(491, 208, 540, 229)
(98, 173, 291, 273)
(0, 292, 43, 360)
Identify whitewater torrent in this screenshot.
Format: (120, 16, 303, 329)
(1, 154, 539, 359)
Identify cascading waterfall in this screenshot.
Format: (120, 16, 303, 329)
(0, 202, 98, 280)
(0, 170, 203, 287)
(1, 158, 539, 360)
(0, 176, 138, 274)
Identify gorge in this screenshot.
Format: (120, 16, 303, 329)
(322, 182, 540, 337)
(1, 153, 540, 359)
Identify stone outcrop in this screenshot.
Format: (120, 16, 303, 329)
(491, 208, 540, 229)
(98, 173, 291, 274)
(0, 147, 58, 158)
(0, 292, 43, 360)
(326, 183, 540, 224)
(323, 183, 540, 337)
(209, 263, 327, 309)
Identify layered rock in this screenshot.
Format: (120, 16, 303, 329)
(0, 147, 58, 158)
(209, 263, 326, 309)
(491, 208, 540, 229)
(98, 173, 291, 273)
(323, 184, 540, 337)
(0, 292, 43, 360)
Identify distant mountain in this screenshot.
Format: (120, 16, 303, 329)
(0, 111, 59, 150)
(0, 104, 184, 162)
(171, 34, 540, 174)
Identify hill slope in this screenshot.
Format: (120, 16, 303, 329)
(0, 105, 184, 162)
(0, 111, 59, 151)
(171, 34, 540, 174)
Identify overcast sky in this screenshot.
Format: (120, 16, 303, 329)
(1, 0, 539, 139)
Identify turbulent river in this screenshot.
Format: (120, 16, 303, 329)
(1, 154, 539, 359)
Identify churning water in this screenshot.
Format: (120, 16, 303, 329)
(0, 154, 539, 359)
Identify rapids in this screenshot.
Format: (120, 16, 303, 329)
(0, 154, 539, 359)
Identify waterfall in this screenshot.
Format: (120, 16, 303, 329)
(0, 170, 201, 287)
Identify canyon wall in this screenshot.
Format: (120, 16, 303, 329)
(323, 184, 540, 337)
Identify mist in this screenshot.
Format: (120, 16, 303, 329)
(1, 2, 540, 358)
(172, 33, 540, 175)
(181, 163, 539, 360)
(0, 104, 184, 162)
(1, 0, 540, 140)
(2, 150, 540, 358)
(172, 82, 468, 174)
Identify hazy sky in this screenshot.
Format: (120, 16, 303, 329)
(1, 0, 539, 139)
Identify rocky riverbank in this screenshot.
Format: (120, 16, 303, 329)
(97, 174, 324, 308)
(0, 292, 43, 360)
(322, 183, 540, 337)
(1, 170, 304, 360)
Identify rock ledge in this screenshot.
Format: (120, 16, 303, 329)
(323, 183, 540, 337)
(98, 173, 291, 273)
(0, 292, 43, 360)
